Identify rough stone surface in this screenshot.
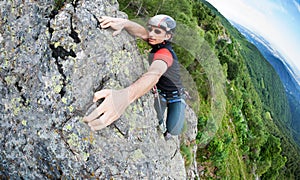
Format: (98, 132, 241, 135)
(0, 0, 198, 179)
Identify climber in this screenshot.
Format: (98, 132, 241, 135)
(83, 14, 186, 140)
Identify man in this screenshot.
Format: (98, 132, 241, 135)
(83, 14, 186, 140)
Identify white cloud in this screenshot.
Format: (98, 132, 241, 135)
(293, 0, 300, 13)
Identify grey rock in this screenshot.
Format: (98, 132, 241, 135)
(0, 0, 198, 179)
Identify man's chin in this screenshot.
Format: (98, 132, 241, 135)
(148, 40, 156, 45)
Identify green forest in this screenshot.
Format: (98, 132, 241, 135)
(116, 0, 300, 179)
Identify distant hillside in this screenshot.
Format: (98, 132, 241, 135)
(233, 22, 300, 101)
(200, 0, 300, 178)
(233, 23, 300, 145)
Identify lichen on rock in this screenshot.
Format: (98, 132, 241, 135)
(0, 0, 198, 179)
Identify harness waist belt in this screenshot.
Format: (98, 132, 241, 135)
(158, 88, 185, 98)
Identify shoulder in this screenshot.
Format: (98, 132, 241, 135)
(155, 48, 172, 55)
(153, 48, 173, 67)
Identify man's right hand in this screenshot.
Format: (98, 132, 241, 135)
(83, 88, 131, 131)
(99, 16, 128, 36)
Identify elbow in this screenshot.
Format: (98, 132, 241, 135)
(153, 75, 160, 85)
(139, 29, 149, 40)
(141, 34, 149, 41)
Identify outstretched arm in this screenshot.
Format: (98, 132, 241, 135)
(99, 16, 149, 40)
(83, 60, 168, 131)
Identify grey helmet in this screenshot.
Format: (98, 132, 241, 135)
(148, 14, 176, 34)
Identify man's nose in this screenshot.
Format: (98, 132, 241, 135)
(149, 30, 155, 37)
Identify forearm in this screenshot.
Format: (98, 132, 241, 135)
(127, 71, 159, 103)
(123, 20, 149, 40)
(127, 60, 167, 103)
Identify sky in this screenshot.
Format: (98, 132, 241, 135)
(206, 0, 300, 80)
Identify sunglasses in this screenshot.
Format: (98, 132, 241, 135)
(147, 26, 163, 34)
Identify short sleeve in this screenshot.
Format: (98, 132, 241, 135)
(153, 48, 173, 67)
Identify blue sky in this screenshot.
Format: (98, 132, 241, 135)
(206, 0, 300, 80)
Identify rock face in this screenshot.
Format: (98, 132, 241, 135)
(0, 0, 197, 179)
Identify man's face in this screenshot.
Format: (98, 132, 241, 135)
(147, 26, 171, 45)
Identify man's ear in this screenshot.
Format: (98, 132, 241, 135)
(165, 33, 172, 40)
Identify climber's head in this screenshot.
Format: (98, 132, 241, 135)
(147, 14, 176, 45)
